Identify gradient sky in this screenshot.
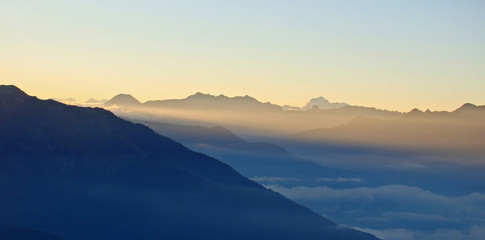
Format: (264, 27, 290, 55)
(1, 0, 484, 111)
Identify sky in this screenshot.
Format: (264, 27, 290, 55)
(1, 0, 484, 112)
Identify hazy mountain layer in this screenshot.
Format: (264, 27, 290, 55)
(129, 119, 288, 155)
(127, 118, 358, 187)
(296, 103, 485, 157)
(103, 92, 402, 135)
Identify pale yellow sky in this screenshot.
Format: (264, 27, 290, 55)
(1, 1, 484, 112)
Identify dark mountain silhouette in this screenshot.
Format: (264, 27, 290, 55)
(126, 119, 355, 184)
(0, 228, 65, 240)
(0, 85, 30, 105)
(0, 85, 378, 240)
(104, 93, 141, 107)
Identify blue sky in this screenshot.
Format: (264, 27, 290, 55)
(1, 0, 484, 111)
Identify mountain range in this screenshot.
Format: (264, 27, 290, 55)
(295, 103, 485, 156)
(102, 92, 485, 158)
(126, 118, 356, 185)
(128, 119, 288, 156)
(0, 85, 377, 240)
(102, 92, 401, 134)
(106, 93, 349, 111)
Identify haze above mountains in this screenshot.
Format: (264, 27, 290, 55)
(104, 92, 372, 111)
(92, 92, 485, 159)
(102, 91, 483, 114)
(93, 92, 403, 136)
(73, 93, 351, 112)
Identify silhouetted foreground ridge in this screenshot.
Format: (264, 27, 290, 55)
(0, 85, 378, 240)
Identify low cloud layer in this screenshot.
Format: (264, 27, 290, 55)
(316, 177, 363, 183)
(250, 176, 302, 183)
(358, 225, 485, 240)
(265, 184, 485, 232)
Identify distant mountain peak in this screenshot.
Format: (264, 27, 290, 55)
(233, 95, 259, 102)
(455, 103, 477, 112)
(0, 85, 31, 105)
(183, 92, 265, 106)
(193, 92, 211, 97)
(311, 96, 330, 104)
(186, 92, 218, 100)
(104, 93, 141, 106)
(187, 92, 259, 102)
(406, 108, 424, 116)
(302, 96, 347, 110)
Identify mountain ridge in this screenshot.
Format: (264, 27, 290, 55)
(0, 85, 30, 105)
(128, 119, 289, 156)
(91, 90, 481, 115)
(104, 93, 141, 106)
(295, 103, 485, 156)
(0, 85, 378, 240)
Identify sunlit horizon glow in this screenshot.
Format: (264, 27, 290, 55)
(1, 0, 484, 112)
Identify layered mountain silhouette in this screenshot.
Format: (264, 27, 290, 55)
(296, 104, 485, 155)
(142, 92, 282, 112)
(405, 103, 485, 119)
(0, 228, 65, 240)
(129, 119, 288, 155)
(103, 92, 401, 134)
(0, 85, 378, 240)
(126, 119, 354, 183)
